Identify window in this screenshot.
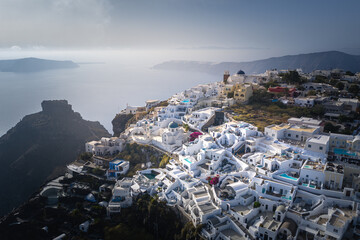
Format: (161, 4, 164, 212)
(288, 133, 291, 137)
(308, 144, 311, 148)
(306, 175, 309, 177)
(334, 229, 338, 233)
(296, 135, 299, 138)
(319, 146, 323, 150)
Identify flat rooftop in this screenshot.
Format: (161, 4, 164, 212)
(231, 204, 252, 215)
(263, 217, 281, 231)
(198, 202, 217, 214)
(269, 124, 290, 131)
(220, 228, 245, 240)
(307, 135, 330, 145)
(288, 125, 318, 133)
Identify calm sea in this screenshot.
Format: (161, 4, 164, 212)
(0, 49, 230, 136)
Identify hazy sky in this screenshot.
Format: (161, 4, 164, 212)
(0, 0, 359, 55)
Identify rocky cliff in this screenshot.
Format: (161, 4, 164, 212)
(111, 113, 135, 137)
(0, 100, 110, 216)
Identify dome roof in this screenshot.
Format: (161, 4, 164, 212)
(168, 121, 179, 129)
(276, 205, 286, 213)
(236, 70, 245, 75)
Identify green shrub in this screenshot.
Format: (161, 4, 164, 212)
(253, 201, 260, 208)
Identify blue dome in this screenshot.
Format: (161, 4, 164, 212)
(237, 70, 245, 75)
(168, 121, 179, 129)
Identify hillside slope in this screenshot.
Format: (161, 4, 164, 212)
(154, 51, 360, 74)
(0, 100, 110, 216)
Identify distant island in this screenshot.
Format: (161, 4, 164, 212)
(154, 51, 360, 74)
(0, 57, 78, 73)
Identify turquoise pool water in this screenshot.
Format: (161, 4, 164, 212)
(304, 165, 313, 169)
(302, 183, 316, 188)
(279, 173, 298, 181)
(334, 148, 357, 157)
(257, 165, 263, 168)
(143, 173, 157, 180)
(184, 158, 192, 164)
(182, 99, 190, 103)
(281, 196, 292, 200)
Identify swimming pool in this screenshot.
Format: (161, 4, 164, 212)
(279, 173, 298, 181)
(303, 165, 313, 169)
(302, 183, 316, 188)
(334, 148, 357, 157)
(182, 99, 190, 103)
(281, 196, 292, 200)
(184, 158, 192, 164)
(142, 170, 160, 180)
(143, 173, 157, 179)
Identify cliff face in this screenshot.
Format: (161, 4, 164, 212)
(111, 113, 134, 136)
(0, 100, 110, 216)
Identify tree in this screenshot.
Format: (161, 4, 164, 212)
(349, 84, 360, 95)
(346, 71, 355, 76)
(183, 123, 190, 132)
(263, 80, 279, 89)
(78, 152, 93, 161)
(314, 75, 328, 83)
(281, 70, 303, 84)
(336, 82, 345, 90)
(105, 224, 154, 240)
(329, 79, 339, 86)
(307, 90, 317, 96)
(159, 155, 170, 168)
(249, 89, 272, 105)
(323, 122, 340, 133)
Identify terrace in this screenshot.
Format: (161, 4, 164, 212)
(231, 203, 253, 216)
(302, 161, 325, 172)
(198, 202, 218, 215)
(262, 217, 281, 232)
(290, 196, 319, 213)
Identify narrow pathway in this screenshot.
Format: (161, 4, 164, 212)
(224, 212, 255, 240)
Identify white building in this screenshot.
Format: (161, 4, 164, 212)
(265, 123, 320, 143)
(183, 107, 219, 130)
(294, 97, 315, 107)
(107, 159, 130, 179)
(108, 178, 133, 214)
(162, 121, 186, 151)
(122, 105, 142, 114)
(305, 135, 330, 155)
(85, 137, 125, 156)
(145, 99, 160, 110)
(287, 117, 323, 127)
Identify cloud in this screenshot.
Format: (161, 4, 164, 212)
(10, 45, 21, 51)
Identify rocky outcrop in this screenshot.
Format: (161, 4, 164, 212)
(0, 100, 110, 216)
(111, 113, 135, 137)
